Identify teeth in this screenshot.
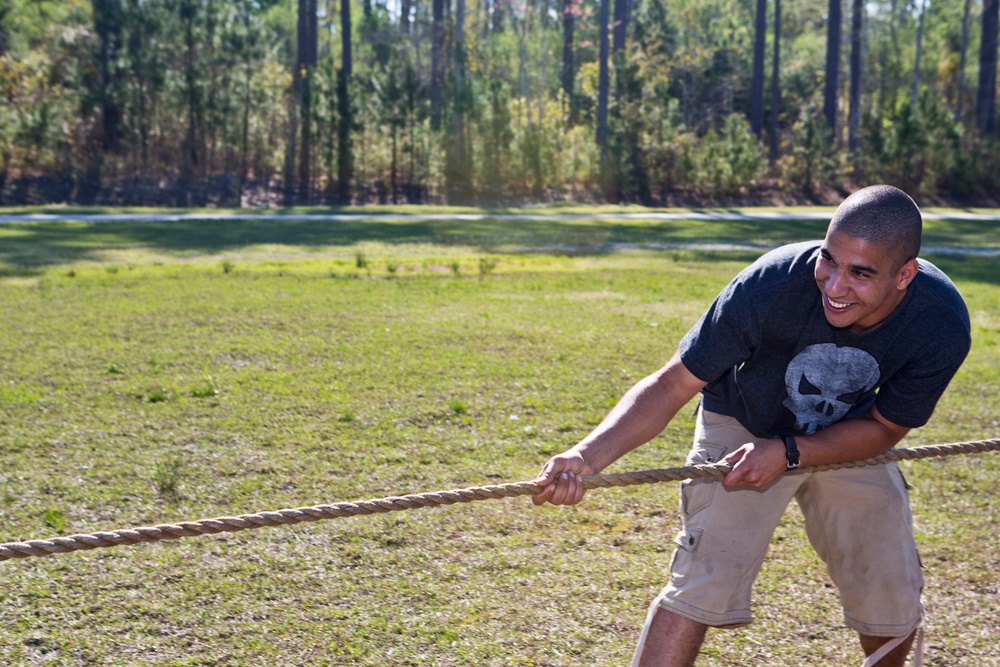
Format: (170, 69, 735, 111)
(829, 298, 851, 309)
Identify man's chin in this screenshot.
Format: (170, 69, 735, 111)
(823, 310, 856, 330)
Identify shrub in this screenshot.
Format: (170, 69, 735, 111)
(688, 115, 767, 196)
(478, 257, 497, 278)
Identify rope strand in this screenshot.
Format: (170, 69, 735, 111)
(2, 438, 997, 563)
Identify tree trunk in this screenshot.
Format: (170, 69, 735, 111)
(823, 0, 842, 144)
(597, 0, 610, 199)
(847, 0, 863, 152)
(912, 0, 925, 107)
(240, 71, 250, 206)
(338, 0, 354, 202)
(401, 0, 411, 33)
(957, 0, 973, 122)
(431, 0, 444, 129)
(978, 0, 999, 135)
(612, 0, 626, 52)
(298, 0, 318, 201)
(750, 0, 766, 137)
(93, 0, 123, 154)
(561, 0, 574, 103)
(770, 0, 781, 164)
(447, 0, 470, 203)
(239, 0, 254, 206)
(181, 0, 200, 180)
(126, 0, 148, 174)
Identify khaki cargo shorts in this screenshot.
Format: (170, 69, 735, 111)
(648, 409, 924, 637)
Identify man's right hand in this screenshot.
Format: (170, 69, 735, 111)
(531, 450, 595, 506)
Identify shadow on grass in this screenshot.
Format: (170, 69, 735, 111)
(922, 253, 1000, 287)
(0, 216, 995, 285)
(0, 216, 813, 272)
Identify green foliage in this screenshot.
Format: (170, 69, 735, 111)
(0, 0, 995, 202)
(780, 104, 840, 195)
(686, 114, 767, 196)
(859, 93, 978, 196)
(477, 255, 497, 278)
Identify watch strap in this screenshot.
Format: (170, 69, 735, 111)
(781, 434, 800, 470)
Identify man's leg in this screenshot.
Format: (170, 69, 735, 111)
(635, 608, 707, 667)
(796, 463, 923, 664)
(636, 410, 804, 666)
(859, 630, 917, 667)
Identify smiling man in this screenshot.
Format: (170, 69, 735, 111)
(532, 185, 971, 667)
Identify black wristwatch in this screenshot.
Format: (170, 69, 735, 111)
(781, 434, 800, 470)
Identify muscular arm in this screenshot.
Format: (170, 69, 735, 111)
(532, 351, 707, 506)
(722, 404, 910, 489)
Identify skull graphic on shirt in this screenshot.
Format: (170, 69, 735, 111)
(782, 343, 881, 434)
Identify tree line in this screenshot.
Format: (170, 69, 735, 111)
(1, 0, 998, 206)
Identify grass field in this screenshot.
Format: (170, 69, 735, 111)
(0, 210, 997, 666)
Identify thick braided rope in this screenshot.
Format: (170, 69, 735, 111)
(2, 438, 997, 563)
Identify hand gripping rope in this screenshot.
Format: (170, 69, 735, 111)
(1, 438, 997, 563)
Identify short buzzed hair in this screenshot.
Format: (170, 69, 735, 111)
(829, 185, 922, 269)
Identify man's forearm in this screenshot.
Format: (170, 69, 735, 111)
(796, 406, 910, 469)
(572, 376, 677, 473)
(722, 405, 912, 490)
(573, 353, 707, 473)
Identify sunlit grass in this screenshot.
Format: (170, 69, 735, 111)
(0, 216, 996, 665)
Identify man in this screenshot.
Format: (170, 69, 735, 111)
(532, 185, 971, 667)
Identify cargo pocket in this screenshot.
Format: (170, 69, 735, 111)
(684, 442, 726, 467)
(674, 526, 704, 553)
(680, 442, 726, 517)
(667, 526, 704, 590)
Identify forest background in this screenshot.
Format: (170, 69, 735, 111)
(1, 0, 999, 208)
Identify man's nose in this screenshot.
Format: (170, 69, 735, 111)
(825, 268, 848, 296)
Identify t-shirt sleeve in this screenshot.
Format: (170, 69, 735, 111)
(679, 274, 761, 384)
(874, 326, 971, 428)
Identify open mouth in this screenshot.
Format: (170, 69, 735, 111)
(824, 294, 854, 313)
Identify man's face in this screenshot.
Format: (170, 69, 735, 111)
(814, 228, 917, 334)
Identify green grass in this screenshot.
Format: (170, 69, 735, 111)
(0, 212, 997, 665)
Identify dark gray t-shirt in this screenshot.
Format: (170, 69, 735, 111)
(679, 241, 971, 438)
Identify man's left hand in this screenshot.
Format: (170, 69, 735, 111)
(722, 439, 788, 489)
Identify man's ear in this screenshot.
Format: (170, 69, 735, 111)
(896, 258, 919, 290)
